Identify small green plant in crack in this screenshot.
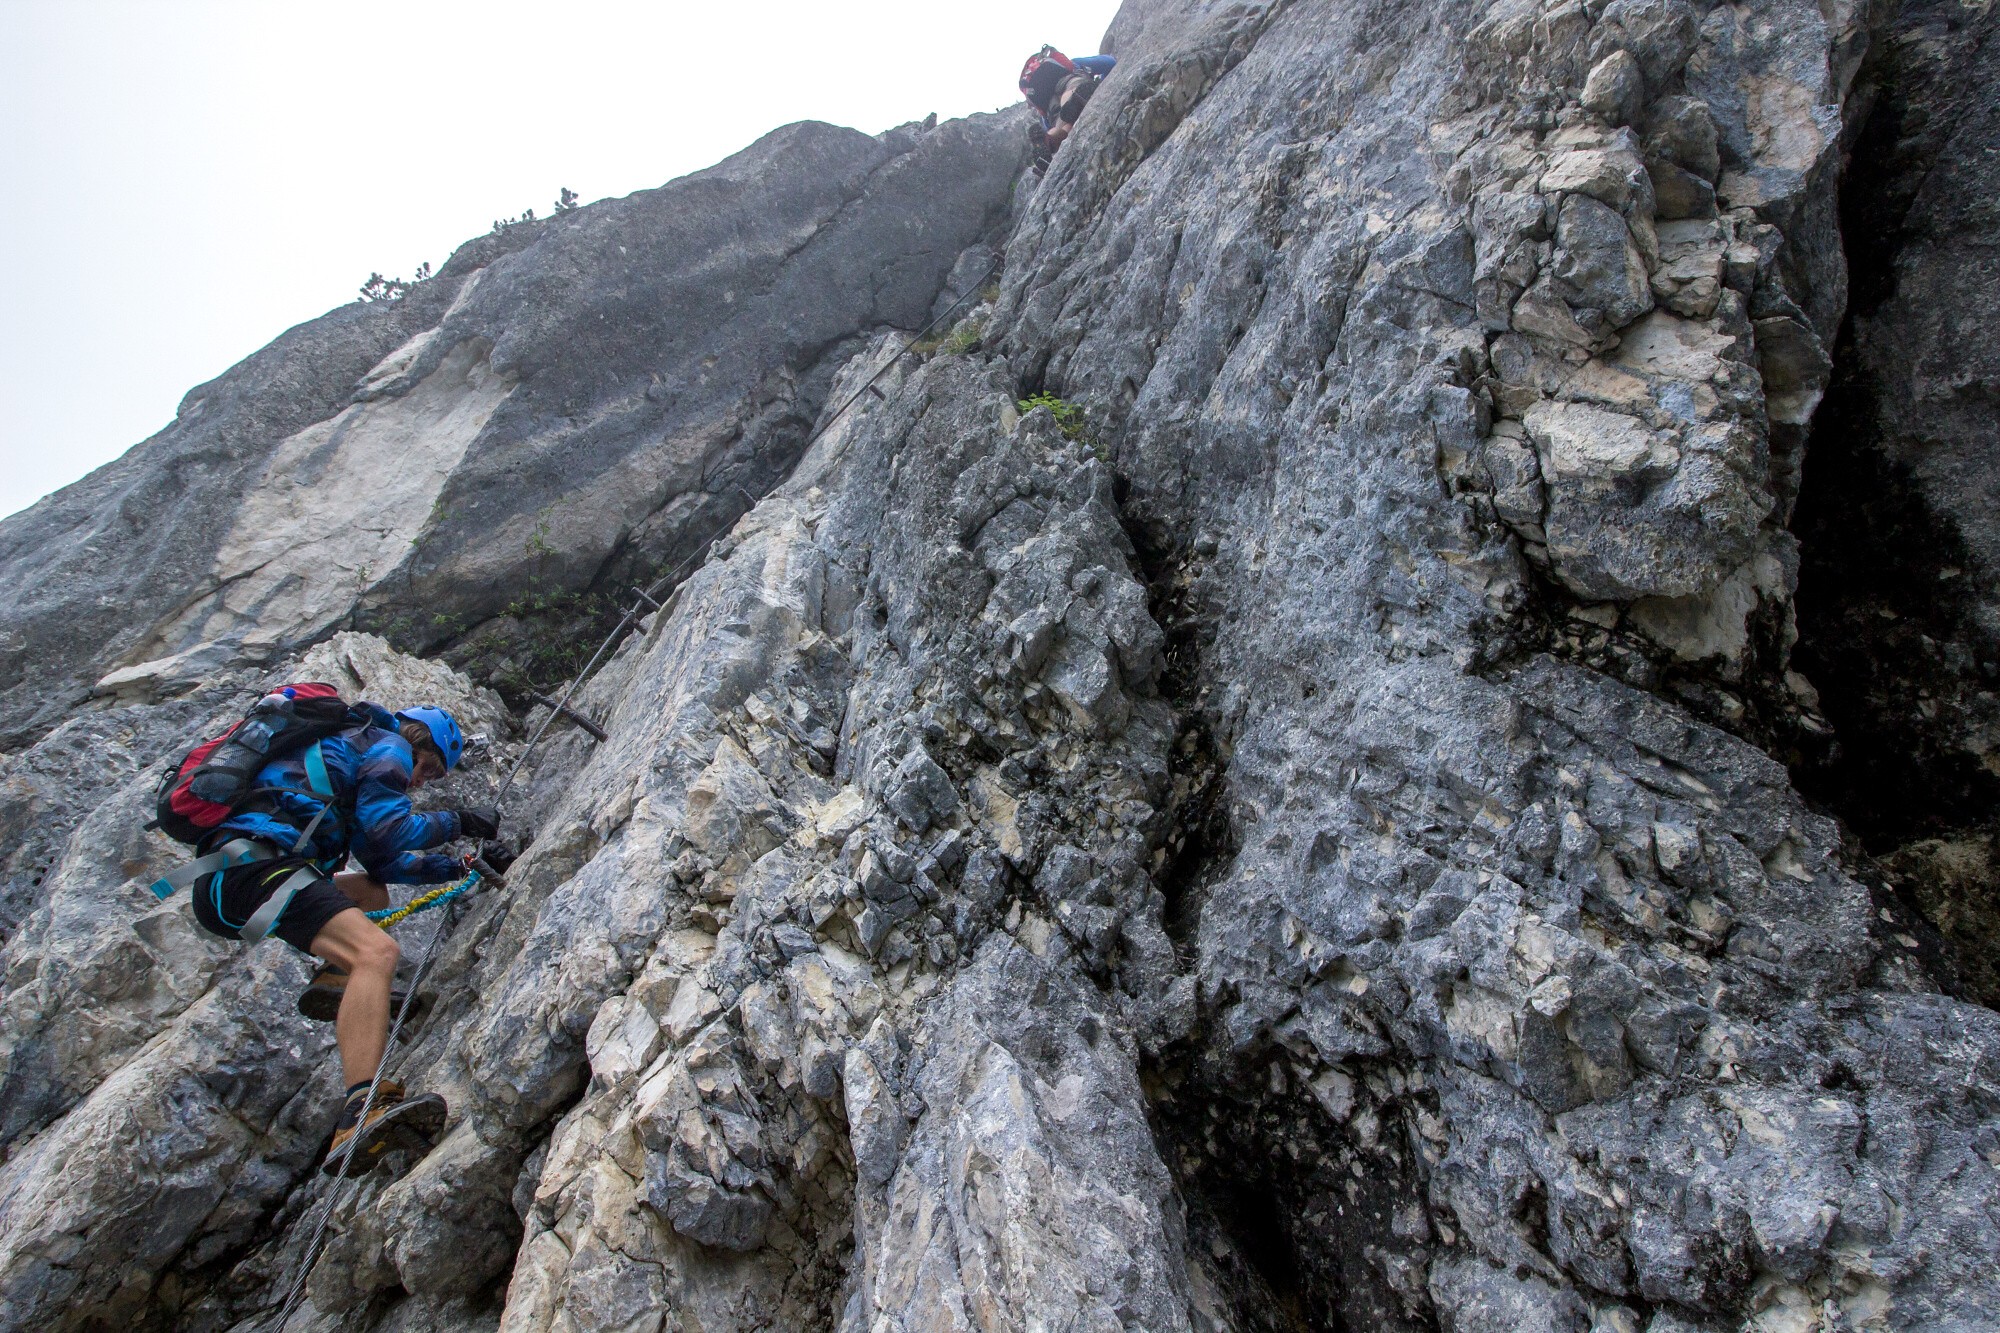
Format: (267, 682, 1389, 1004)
(375, 612, 416, 651)
(912, 316, 986, 358)
(525, 516, 556, 559)
(409, 495, 451, 549)
(1017, 392, 1085, 436)
(524, 496, 583, 560)
(373, 606, 469, 655)
(1017, 392, 1109, 463)
(502, 579, 600, 622)
(940, 320, 986, 355)
(482, 582, 620, 694)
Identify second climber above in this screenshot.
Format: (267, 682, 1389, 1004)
(1019, 45, 1116, 172)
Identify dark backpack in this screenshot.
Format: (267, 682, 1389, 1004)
(152, 682, 358, 846)
(1019, 45, 1080, 113)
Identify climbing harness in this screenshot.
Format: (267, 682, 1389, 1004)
(152, 738, 347, 945)
(239, 864, 330, 946)
(267, 256, 1004, 1329)
(363, 870, 481, 928)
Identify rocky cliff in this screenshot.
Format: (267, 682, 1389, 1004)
(1791, 0, 2000, 1010)
(1, 2, 1997, 1331)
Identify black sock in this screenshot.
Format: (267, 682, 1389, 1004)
(336, 1081, 374, 1129)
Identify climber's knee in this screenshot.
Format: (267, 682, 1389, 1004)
(356, 927, 400, 977)
(309, 908, 399, 976)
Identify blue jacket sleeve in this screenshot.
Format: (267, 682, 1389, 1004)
(351, 735, 463, 884)
(1075, 55, 1117, 77)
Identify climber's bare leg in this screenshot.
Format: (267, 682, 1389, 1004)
(307, 908, 400, 1086)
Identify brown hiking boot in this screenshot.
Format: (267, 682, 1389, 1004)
(323, 1081, 448, 1177)
(298, 965, 430, 1026)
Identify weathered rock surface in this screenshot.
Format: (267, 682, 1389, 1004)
(1, 3, 1997, 1332)
(0, 112, 1028, 747)
(1791, 0, 2000, 1008)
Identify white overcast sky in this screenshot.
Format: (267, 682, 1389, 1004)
(0, 0, 1122, 519)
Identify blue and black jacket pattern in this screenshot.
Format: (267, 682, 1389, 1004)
(208, 703, 463, 884)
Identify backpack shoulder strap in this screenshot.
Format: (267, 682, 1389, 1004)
(302, 737, 334, 800)
(287, 740, 340, 855)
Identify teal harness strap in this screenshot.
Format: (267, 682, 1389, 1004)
(287, 739, 337, 855)
(235, 741, 342, 943)
(302, 738, 332, 799)
(149, 837, 274, 901)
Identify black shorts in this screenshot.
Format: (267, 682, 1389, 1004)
(190, 855, 357, 954)
(1053, 72, 1096, 124)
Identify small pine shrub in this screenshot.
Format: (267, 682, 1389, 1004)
(358, 260, 431, 303)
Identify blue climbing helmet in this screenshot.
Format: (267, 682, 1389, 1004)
(395, 705, 464, 771)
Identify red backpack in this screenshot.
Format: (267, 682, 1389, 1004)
(151, 682, 358, 846)
(1019, 45, 1080, 113)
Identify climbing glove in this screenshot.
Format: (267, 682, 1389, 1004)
(479, 840, 518, 873)
(455, 806, 501, 840)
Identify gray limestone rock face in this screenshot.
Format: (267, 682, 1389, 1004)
(1790, 0, 2000, 1011)
(1, 3, 1999, 1333)
(997, 0, 1997, 1327)
(0, 112, 1030, 748)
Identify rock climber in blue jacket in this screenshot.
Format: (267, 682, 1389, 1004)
(191, 703, 499, 1173)
(1019, 46, 1117, 169)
